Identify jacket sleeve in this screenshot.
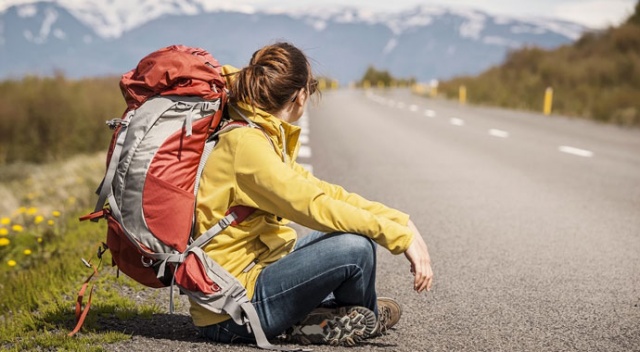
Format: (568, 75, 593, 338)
(233, 130, 413, 254)
(291, 162, 410, 226)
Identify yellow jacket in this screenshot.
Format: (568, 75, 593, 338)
(190, 65, 414, 327)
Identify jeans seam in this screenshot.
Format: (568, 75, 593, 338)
(254, 263, 363, 305)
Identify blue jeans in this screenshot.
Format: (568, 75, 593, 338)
(199, 231, 378, 344)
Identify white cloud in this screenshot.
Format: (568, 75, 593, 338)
(551, 0, 634, 28)
(17, 4, 37, 17)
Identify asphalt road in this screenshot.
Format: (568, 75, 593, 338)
(108, 89, 640, 352)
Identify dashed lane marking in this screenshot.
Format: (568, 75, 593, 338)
(489, 129, 509, 138)
(298, 145, 312, 158)
(363, 91, 596, 162)
(559, 146, 594, 158)
(450, 118, 465, 126)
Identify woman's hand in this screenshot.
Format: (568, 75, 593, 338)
(403, 220, 434, 293)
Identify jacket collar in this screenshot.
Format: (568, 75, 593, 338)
(230, 101, 301, 162)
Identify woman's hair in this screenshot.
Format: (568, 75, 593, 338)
(229, 42, 317, 113)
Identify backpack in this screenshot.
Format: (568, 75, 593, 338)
(73, 45, 293, 351)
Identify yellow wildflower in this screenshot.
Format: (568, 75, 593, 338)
(37, 237, 43, 243)
(23, 249, 32, 256)
(1, 217, 10, 225)
(18, 207, 27, 214)
(0, 238, 10, 246)
(52, 211, 61, 217)
(7, 260, 17, 267)
(67, 197, 76, 205)
(48, 220, 55, 226)
(0, 228, 7, 236)
(27, 207, 38, 216)
(34, 215, 44, 225)
(12, 225, 24, 233)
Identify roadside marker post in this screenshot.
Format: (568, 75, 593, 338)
(459, 85, 467, 105)
(544, 87, 553, 116)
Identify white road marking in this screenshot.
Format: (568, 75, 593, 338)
(298, 145, 312, 158)
(489, 129, 509, 138)
(450, 118, 465, 126)
(409, 104, 418, 112)
(299, 163, 314, 174)
(425, 109, 436, 118)
(559, 146, 594, 158)
(298, 120, 309, 130)
(299, 134, 309, 144)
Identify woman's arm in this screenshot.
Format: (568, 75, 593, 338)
(291, 162, 409, 225)
(233, 130, 413, 254)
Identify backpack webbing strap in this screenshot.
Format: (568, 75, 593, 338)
(188, 212, 238, 250)
(188, 207, 256, 250)
(240, 301, 310, 351)
(193, 139, 216, 197)
(92, 112, 132, 218)
(229, 104, 278, 152)
(189, 259, 304, 352)
(68, 245, 106, 337)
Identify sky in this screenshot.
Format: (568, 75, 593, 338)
(0, 0, 636, 29)
(250, 0, 637, 29)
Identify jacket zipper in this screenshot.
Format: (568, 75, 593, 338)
(279, 124, 288, 163)
(242, 259, 259, 273)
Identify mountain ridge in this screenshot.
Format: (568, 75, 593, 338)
(0, 1, 586, 82)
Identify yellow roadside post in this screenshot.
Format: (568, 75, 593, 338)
(331, 80, 338, 90)
(363, 80, 371, 89)
(543, 87, 553, 115)
(459, 85, 467, 105)
(318, 78, 327, 91)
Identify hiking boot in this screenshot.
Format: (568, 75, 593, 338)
(285, 306, 377, 346)
(370, 297, 403, 337)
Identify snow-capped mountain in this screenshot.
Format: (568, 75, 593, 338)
(0, 1, 586, 82)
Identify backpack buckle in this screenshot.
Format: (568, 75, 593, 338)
(141, 256, 154, 268)
(105, 119, 122, 129)
(105, 118, 130, 130)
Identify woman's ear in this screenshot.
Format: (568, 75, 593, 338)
(295, 88, 307, 108)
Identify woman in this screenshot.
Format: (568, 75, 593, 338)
(193, 42, 434, 347)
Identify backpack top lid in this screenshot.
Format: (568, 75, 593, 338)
(119, 45, 225, 111)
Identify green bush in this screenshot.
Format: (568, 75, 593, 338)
(359, 66, 416, 87)
(0, 74, 124, 165)
(438, 5, 640, 127)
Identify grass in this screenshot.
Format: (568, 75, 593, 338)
(0, 153, 164, 351)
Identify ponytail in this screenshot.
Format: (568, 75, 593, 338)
(229, 42, 316, 114)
